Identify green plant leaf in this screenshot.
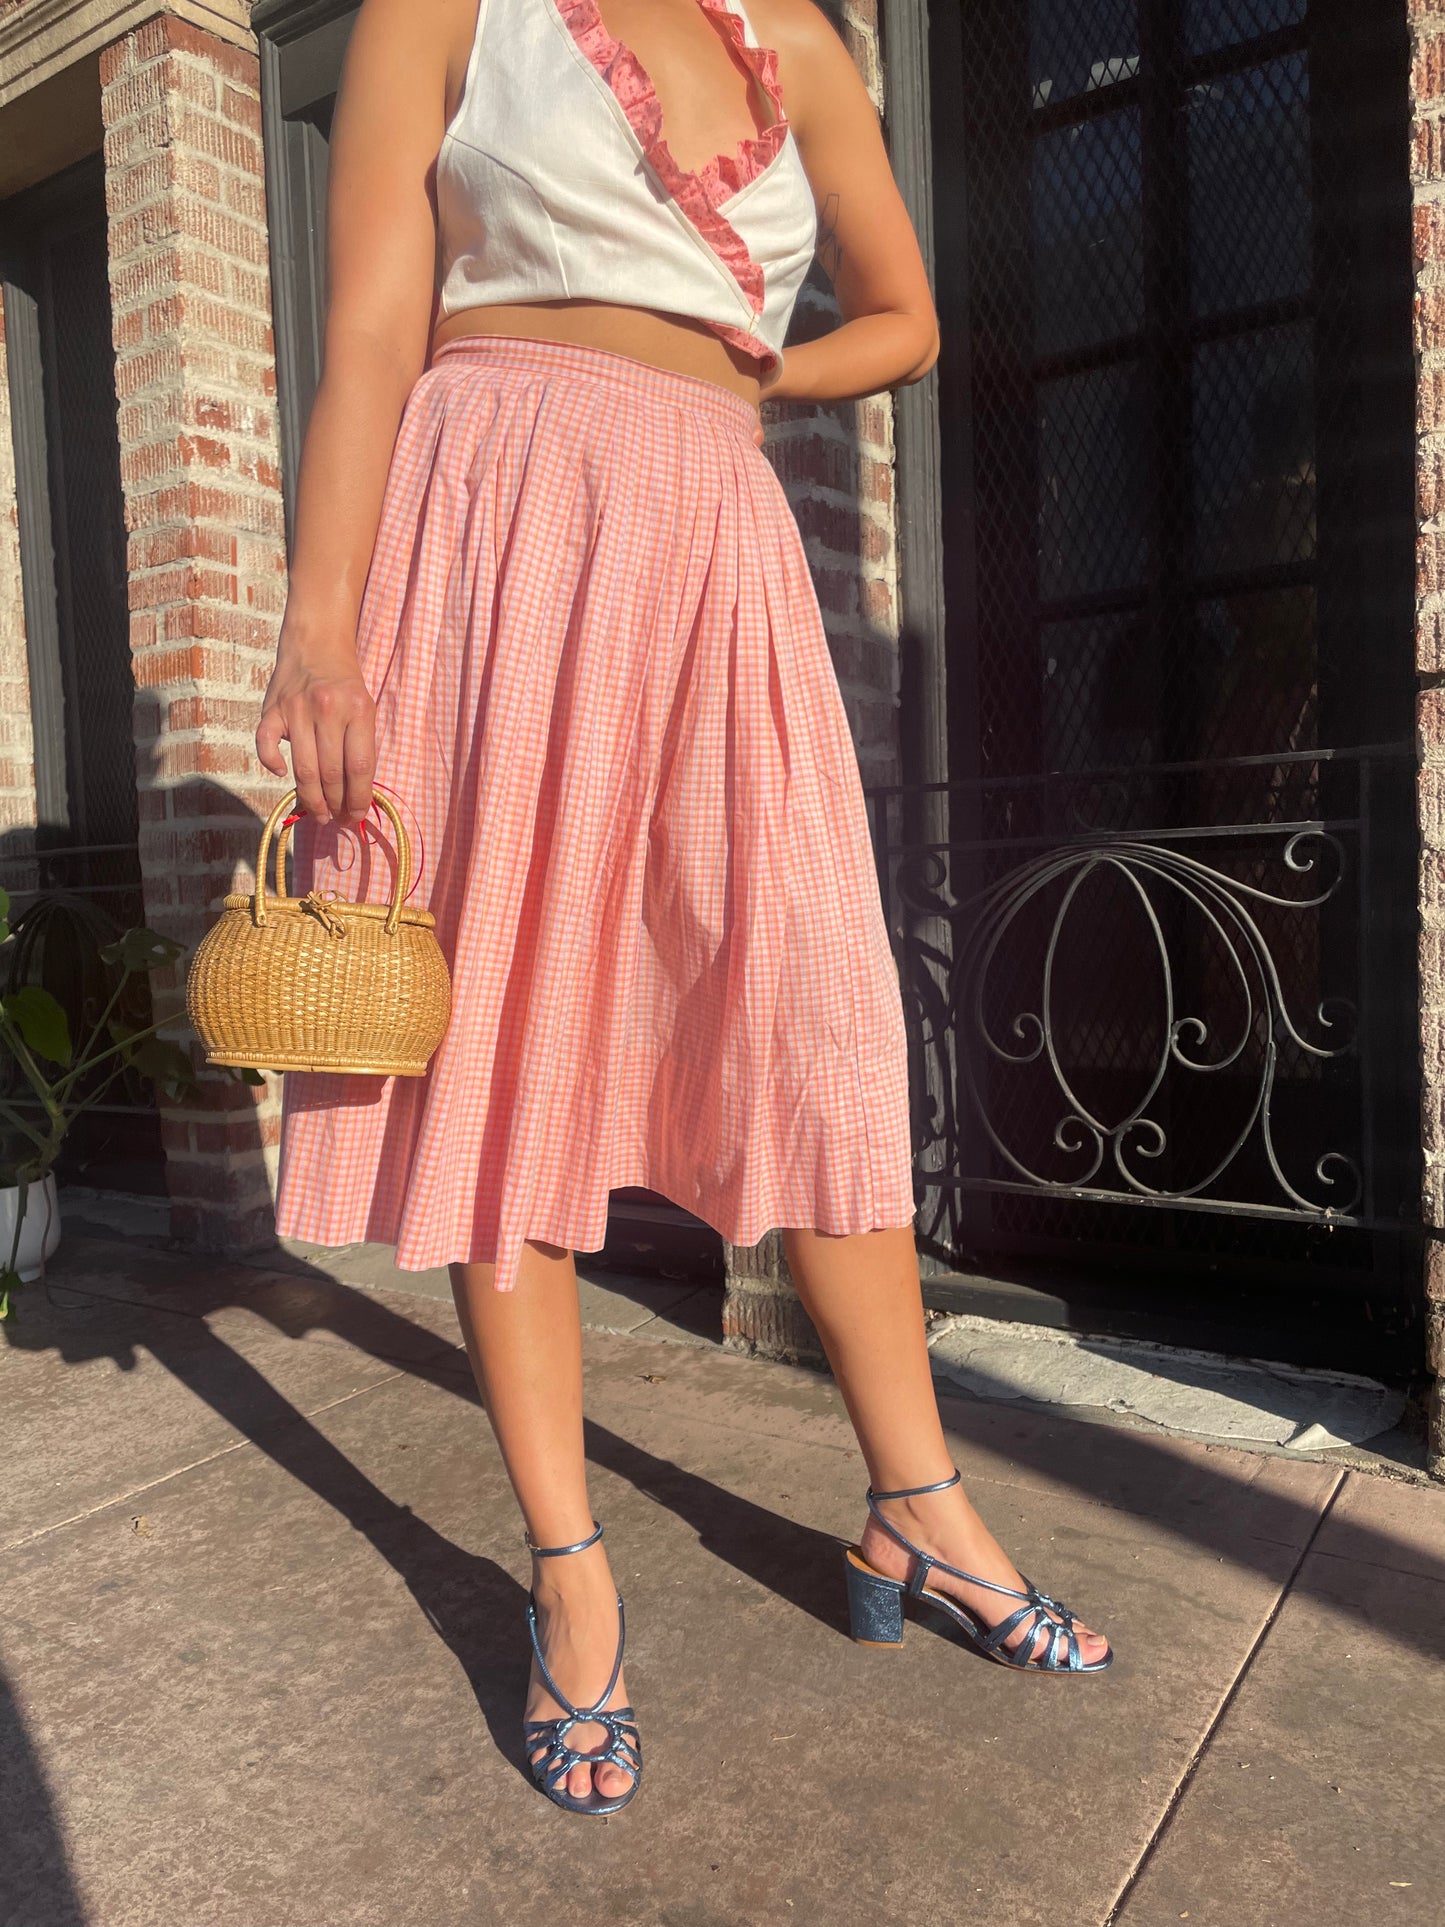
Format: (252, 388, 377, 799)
(0, 1266, 20, 1322)
(98, 927, 187, 973)
(123, 1034, 198, 1100)
(3, 985, 73, 1066)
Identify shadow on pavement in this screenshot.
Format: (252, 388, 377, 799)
(4, 1229, 1443, 1922)
(582, 1414, 853, 1636)
(0, 1662, 87, 1927)
(3, 1265, 536, 1787)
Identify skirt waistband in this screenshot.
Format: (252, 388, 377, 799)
(428, 332, 761, 436)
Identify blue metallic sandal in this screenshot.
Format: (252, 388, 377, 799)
(521, 1519, 642, 1815)
(843, 1471, 1113, 1674)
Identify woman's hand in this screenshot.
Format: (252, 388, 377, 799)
(256, 643, 377, 828)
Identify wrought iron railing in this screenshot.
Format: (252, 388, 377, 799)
(865, 744, 1417, 1253)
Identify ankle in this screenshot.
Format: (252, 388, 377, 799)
(870, 1486, 963, 1544)
(530, 1541, 613, 1606)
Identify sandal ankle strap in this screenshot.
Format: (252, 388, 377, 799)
(868, 1470, 962, 1503)
(525, 1518, 603, 1558)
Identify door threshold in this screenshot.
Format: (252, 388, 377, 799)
(918, 1264, 1420, 1384)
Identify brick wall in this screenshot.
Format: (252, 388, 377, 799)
(0, 294, 38, 861)
(99, 12, 287, 1251)
(1412, 0, 1445, 1477)
(729, 0, 903, 1359)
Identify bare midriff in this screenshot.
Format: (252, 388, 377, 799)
(428, 297, 767, 407)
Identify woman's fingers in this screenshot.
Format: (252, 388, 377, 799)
(254, 702, 290, 779)
(341, 703, 378, 826)
(286, 717, 329, 821)
(307, 681, 354, 821)
(254, 666, 377, 826)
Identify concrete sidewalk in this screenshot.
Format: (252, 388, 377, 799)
(3, 1233, 1442, 1927)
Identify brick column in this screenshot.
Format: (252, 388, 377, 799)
(99, 13, 287, 1252)
(726, 0, 904, 1362)
(0, 295, 38, 863)
(1412, 0, 1445, 1479)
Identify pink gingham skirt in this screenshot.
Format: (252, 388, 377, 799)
(273, 334, 916, 1293)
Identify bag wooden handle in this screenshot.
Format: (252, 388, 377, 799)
(252, 788, 412, 936)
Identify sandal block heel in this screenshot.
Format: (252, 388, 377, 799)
(843, 1547, 906, 1647)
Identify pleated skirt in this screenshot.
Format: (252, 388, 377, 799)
(272, 333, 916, 1293)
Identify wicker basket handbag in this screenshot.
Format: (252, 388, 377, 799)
(186, 787, 452, 1076)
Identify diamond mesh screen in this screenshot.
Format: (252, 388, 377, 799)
(942, 0, 1401, 790)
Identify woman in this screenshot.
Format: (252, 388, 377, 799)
(257, 0, 1112, 1818)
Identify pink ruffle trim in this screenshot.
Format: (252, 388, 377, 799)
(555, 0, 788, 360)
(683, 0, 791, 206)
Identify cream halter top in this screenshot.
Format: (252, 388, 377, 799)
(434, 0, 820, 375)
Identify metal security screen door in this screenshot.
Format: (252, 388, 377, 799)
(903, 0, 1420, 1370)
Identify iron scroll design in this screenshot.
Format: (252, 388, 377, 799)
(870, 749, 1412, 1236)
(950, 832, 1356, 1214)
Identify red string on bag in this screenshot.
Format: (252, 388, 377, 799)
(280, 781, 425, 904)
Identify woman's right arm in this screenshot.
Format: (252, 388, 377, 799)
(255, 0, 464, 827)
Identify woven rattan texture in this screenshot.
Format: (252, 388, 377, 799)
(186, 791, 452, 1076)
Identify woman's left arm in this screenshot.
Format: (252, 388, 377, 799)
(763, 0, 940, 404)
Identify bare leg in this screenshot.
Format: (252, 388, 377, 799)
(780, 1226, 1109, 1665)
(450, 1240, 636, 1798)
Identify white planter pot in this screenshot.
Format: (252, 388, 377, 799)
(0, 1173, 62, 1282)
